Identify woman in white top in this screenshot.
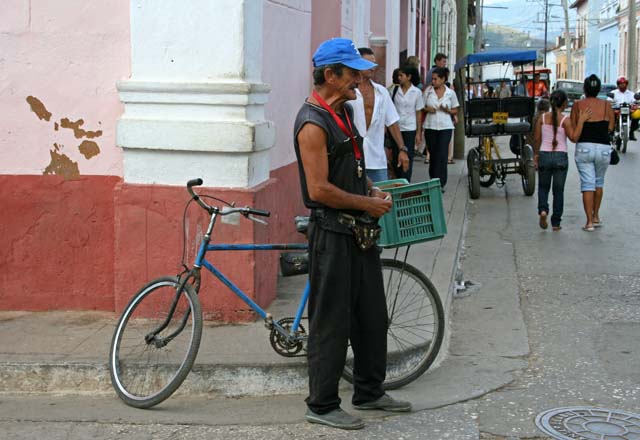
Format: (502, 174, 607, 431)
(423, 67, 459, 192)
(390, 65, 424, 181)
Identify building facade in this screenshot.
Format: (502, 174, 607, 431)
(617, 0, 640, 90)
(570, 0, 590, 79)
(599, 0, 620, 83)
(1, 0, 460, 320)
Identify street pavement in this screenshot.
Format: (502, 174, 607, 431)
(2, 137, 640, 439)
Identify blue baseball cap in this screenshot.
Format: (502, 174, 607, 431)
(312, 38, 377, 70)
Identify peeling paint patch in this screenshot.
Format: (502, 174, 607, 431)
(60, 118, 103, 139)
(26, 96, 52, 121)
(78, 140, 100, 159)
(43, 149, 80, 180)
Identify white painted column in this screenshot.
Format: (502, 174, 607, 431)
(116, 0, 274, 187)
(385, 0, 400, 85)
(407, 0, 416, 57)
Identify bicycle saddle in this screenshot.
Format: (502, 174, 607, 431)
(294, 216, 309, 234)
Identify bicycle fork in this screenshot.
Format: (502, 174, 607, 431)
(144, 270, 200, 347)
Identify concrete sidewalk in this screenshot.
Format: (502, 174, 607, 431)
(0, 144, 528, 418)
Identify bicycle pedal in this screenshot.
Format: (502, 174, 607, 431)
(264, 313, 274, 330)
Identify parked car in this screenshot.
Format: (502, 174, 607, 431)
(597, 83, 616, 101)
(554, 79, 583, 109)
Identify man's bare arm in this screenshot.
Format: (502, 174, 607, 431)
(297, 123, 391, 218)
(387, 123, 410, 171)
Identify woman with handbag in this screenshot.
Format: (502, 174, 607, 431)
(570, 75, 615, 232)
(533, 90, 591, 231)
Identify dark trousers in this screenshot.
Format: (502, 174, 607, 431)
(537, 151, 569, 227)
(305, 222, 388, 414)
(425, 129, 453, 187)
(395, 130, 416, 182)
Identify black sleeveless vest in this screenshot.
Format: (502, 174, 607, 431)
(293, 101, 368, 214)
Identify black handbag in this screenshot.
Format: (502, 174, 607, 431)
(610, 147, 620, 165)
(279, 252, 309, 277)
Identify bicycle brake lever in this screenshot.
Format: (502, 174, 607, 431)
(248, 214, 268, 225)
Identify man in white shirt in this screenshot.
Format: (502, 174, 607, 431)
(611, 76, 638, 141)
(349, 48, 409, 182)
(390, 65, 424, 181)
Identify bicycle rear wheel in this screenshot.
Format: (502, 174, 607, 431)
(109, 276, 202, 408)
(343, 258, 445, 389)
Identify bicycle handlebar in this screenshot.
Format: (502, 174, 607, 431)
(186, 179, 271, 218)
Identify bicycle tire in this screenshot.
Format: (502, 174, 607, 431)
(467, 148, 481, 199)
(342, 258, 445, 389)
(109, 276, 202, 408)
(521, 144, 536, 196)
(479, 172, 496, 188)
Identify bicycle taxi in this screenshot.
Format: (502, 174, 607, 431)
(454, 50, 538, 199)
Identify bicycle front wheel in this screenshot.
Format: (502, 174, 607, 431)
(343, 258, 445, 389)
(109, 276, 202, 408)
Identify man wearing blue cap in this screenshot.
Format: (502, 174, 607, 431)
(293, 38, 412, 430)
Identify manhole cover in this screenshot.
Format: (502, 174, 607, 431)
(535, 407, 640, 440)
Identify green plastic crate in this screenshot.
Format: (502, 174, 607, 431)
(376, 178, 409, 190)
(376, 178, 447, 248)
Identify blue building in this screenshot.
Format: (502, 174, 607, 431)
(598, 0, 619, 83)
(585, 0, 606, 76)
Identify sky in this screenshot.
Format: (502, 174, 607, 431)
(481, 0, 577, 42)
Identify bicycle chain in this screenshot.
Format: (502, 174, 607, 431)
(269, 317, 307, 357)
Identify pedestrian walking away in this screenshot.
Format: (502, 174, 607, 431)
(349, 47, 409, 183)
(423, 66, 459, 192)
(533, 89, 591, 231)
(570, 74, 615, 231)
(293, 37, 412, 431)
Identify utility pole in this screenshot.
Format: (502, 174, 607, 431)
(474, 0, 484, 54)
(561, 0, 572, 79)
(454, 0, 468, 160)
(628, 0, 637, 89)
(543, 0, 549, 67)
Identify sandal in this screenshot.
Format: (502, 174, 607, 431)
(582, 225, 595, 232)
(552, 226, 562, 231)
(448, 159, 455, 164)
(539, 212, 548, 230)
(593, 220, 603, 227)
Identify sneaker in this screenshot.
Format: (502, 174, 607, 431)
(305, 408, 365, 430)
(353, 394, 412, 412)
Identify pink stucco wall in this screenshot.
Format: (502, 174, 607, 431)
(311, 0, 342, 54)
(371, 0, 386, 37)
(263, 0, 313, 171)
(0, 0, 130, 177)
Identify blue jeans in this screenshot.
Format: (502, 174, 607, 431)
(366, 168, 389, 183)
(574, 142, 610, 191)
(537, 151, 569, 227)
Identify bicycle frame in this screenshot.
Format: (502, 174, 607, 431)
(194, 210, 309, 338)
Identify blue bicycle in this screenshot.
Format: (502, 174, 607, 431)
(109, 179, 445, 408)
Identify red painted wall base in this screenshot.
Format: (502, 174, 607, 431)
(0, 164, 305, 322)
